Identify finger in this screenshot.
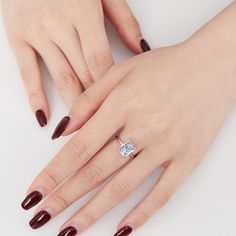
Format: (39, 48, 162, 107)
(26, 99, 124, 204)
(117, 160, 194, 233)
(102, 0, 150, 53)
(75, 0, 113, 80)
(50, 26, 93, 89)
(12, 41, 49, 127)
(61, 148, 169, 233)
(33, 138, 133, 219)
(53, 63, 131, 139)
(34, 40, 83, 107)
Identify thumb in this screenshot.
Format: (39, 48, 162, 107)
(51, 64, 130, 140)
(102, 0, 151, 53)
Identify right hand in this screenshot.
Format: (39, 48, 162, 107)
(1, 0, 147, 127)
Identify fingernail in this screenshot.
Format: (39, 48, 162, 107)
(114, 226, 133, 236)
(36, 110, 47, 127)
(51, 116, 70, 140)
(58, 226, 77, 236)
(140, 39, 151, 52)
(29, 210, 51, 229)
(21, 191, 43, 210)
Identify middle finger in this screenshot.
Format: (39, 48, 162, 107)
(33, 138, 137, 223)
(34, 40, 83, 107)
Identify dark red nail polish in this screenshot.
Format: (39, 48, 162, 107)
(21, 191, 43, 210)
(114, 226, 133, 236)
(36, 110, 47, 127)
(29, 210, 51, 229)
(140, 39, 151, 52)
(51, 116, 70, 140)
(58, 226, 77, 236)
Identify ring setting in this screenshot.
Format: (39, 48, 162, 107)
(116, 137, 136, 158)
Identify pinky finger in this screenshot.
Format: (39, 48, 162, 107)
(102, 0, 151, 53)
(116, 160, 193, 235)
(13, 41, 50, 127)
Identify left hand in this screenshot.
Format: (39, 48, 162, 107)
(22, 36, 236, 234)
(1, 0, 145, 127)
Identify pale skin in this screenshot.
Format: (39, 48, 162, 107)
(21, 2, 236, 235)
(1, 0, 143, 125)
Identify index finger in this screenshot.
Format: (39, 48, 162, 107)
(22, 94, 124, 210)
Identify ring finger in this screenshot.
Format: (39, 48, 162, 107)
(59, 146, 171, 234)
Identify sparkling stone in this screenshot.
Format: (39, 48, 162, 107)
(119, 140, 136, 158)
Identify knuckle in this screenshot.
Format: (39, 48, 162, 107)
(118, 15, 139, 32)
(107, 180, 131, 201)
(154, 189, 173, 207)
(28, 91, 42, 102)
(56, 71, 76, 90)
(52, 194, 70, 210)
(42, 167, 59, 188)
(67, 139, 90, 163)
(83, 164, 105, 187)
(169, 128, 189, 154)
(87, 51, 112, 72)
(136, 210, 150, 225)
(80, 212, 96, 227)
(20, 67, 34, 83)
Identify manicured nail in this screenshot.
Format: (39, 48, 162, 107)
(36, 110, 47, 127)
(58, 226, 77, 236)
(21, 191, 43, 210)
(51, 116, 70, 140)
(114, 226, 133, 236)
(140, 39, 151, 52)
(29, 210, 51, 229)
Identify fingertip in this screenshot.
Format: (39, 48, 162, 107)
(30, 95, 51, 127)
(21, 191, 43, 211)
(35, 110, 47, 127)
(51, 116, 71, 140)
(114, 225, 133, 236)
(140, 38, 151, 52)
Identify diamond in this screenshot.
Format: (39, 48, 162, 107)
(119, 140, 136, 158)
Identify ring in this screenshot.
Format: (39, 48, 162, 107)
(116, 136, 136, 159)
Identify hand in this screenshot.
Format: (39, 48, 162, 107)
(21, 17, 236, 235)
(1, 0, 147, 127)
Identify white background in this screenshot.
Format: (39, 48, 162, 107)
(0, 0, 235, 235)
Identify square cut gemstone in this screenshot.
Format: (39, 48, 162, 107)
(119, 140, 136, 158)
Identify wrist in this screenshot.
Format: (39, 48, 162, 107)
(184, 2, 236, 102)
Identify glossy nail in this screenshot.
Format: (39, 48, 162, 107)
(36, 110, 47, 127)
(58, 226, 77, 236)
(114, 226, 133, 236)
(51, 116, 70, 140)
(140, 39, 151, 52)
(29, 210, 51, 229)
(21, 191, 43, 210)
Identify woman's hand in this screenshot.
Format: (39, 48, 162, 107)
(21, 3, 236, 235)
(21, 7, 236, 234)
(1, 0, 147, 127)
